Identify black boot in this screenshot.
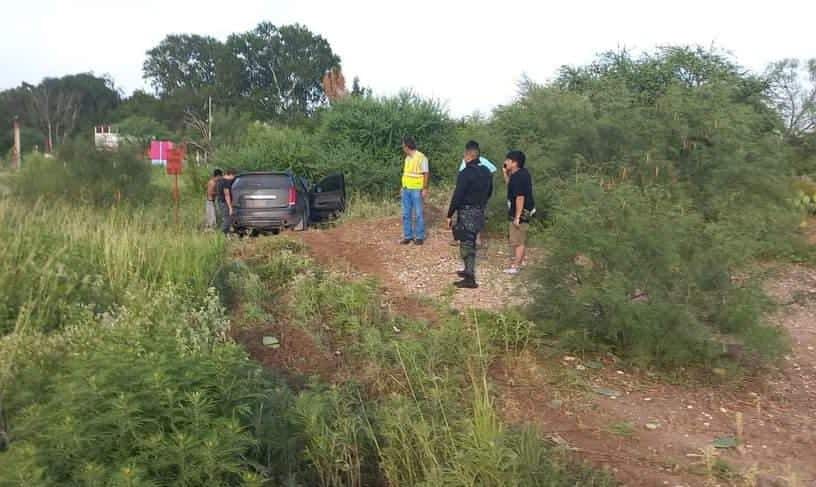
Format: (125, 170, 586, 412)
(454, 276, 478, 289)
(457, 238, 478, 288)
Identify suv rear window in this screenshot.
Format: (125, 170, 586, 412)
(233, 174, 292, 190)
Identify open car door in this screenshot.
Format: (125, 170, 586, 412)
(310, 173, 346, 220)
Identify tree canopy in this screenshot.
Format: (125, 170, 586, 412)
(142, 22, 340, 122)
(0, 73, 120, 155)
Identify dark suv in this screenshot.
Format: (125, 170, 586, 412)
(231, 172, 345, 233)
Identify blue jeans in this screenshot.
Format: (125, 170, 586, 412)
(401, 189, 425, 240)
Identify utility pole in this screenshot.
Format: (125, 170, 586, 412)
(12, 117, 21, 170)
(207, 96, 212, 165)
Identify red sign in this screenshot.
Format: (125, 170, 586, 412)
(166, 147, 184, 175)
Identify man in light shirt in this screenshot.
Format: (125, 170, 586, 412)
(458, 155, 497, 174)
(400, 136, 430, 245)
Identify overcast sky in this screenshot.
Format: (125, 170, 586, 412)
(2, 0, 814, 116)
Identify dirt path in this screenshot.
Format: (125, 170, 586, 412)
(299, 206, 530, 318)
(283, 213, 815, 486)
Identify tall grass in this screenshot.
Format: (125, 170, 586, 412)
(339, 191, 401, 221)
(0, 177, 614, 485)
(0, 198, 224, 334)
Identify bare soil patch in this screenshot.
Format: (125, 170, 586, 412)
(231, 322, 340, 385)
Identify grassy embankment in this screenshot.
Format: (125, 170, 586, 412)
(0, 173, 614, 486)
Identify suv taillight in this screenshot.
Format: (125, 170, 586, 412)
(288, 186, 297, 207)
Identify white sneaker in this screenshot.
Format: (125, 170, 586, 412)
(504, 267, 519, 275)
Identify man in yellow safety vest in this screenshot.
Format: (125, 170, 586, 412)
(400, 136, 429, 245)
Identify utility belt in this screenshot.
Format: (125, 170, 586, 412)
(453, 206, 485, 241)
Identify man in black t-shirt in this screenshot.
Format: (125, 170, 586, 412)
(217, 168, 237, 235)
(502, 151, 534, 274)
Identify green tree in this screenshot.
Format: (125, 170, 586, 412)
(56, 73, 122, 133)
(556, 46, 749, 101)
(5, 74, 121, 152)
(0, 88, 28, 154)
(116, 115, 174, 144)
(765, 58, 816, 139)
(143, 34, 223, 97)
(350, 76, 370, 97)
(495, 46, 803, 370)
(227, 22, 340, 120)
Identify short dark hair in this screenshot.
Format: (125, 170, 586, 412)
(465, 140, 480, 152)
(402, 136, 417, 150)
(225, 168, 237, 175)
(213, 169, 223, 177)
(506, 150, 526, 168)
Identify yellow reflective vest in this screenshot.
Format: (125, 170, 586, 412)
(402, 151, 428, 189)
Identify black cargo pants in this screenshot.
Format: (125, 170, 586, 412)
(453, 206, 485, 279)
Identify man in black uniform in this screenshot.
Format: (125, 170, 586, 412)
(447, 141, 492, 289)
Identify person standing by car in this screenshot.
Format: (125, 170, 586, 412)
(217, 168, 237, 235)
(400, 136, 430, 245)
(205, 169, 223, 230)
(447, 143, 492, 289)
(503, 151, 535, 274)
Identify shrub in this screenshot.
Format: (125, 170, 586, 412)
(0, 287, 271, 486)
(217, 123, 320, 177)
(317, 92, 456, 193)
(215, 93, 460, 194)
(529, 182, 787, 369)
(13, 140, 153, 206)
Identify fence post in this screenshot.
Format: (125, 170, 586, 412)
(12, 118, 21, 170)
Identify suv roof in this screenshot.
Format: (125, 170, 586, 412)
(237, 171, 292, 176)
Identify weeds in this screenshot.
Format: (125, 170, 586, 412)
(476, 309, 537, 355)
(341, 191, 401, 221)
(14, 141, 154, 206)
(604, 421, 635, 438)
(0, 199, 223, 335)
(291, 270, 384, 343)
